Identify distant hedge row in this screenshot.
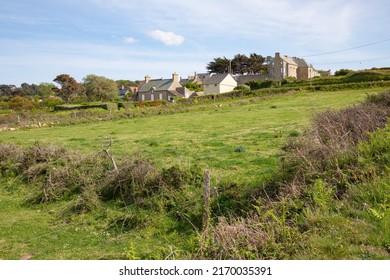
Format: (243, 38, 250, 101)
(54, 103, 121, 111)
(178, 80, 390, 105)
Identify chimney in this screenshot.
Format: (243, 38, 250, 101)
(145, 75, 151, 83)
(275, 52, 280, 58)
(172, 72, 179, 84)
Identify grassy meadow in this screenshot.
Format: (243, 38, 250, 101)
(0, 88, 378, 184)
(0, 86, 389, 260)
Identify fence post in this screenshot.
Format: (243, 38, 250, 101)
(202, 169, 211, 231)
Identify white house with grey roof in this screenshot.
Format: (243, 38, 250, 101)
(203, 73, 237, 95)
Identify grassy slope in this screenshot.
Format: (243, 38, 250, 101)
(0, 87, 387, 259)
(0, 88, 378, 185)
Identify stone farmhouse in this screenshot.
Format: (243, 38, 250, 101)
(236, 52, 320, 84)
(134, 73, 194, 102)
(269, 52, 320, 81)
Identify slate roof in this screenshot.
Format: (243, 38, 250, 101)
(204, 73, 234, 85)
(293, 57, 310, 67)
(282, 56, 298, 66)
(138, 79, 173, 92)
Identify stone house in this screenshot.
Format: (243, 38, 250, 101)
(269, 52, 298, 81)
(293, 57, 320, 80)
(203, 73, 237, 94)
(269, 52, 320, 81)
(136, 73, 192, 102)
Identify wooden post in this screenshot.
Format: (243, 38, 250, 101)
(102, 136, 118, 172)
(202, 169, 211, 231)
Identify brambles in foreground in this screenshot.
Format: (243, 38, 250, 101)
(0, 88, 389, 259)
(199, 91, 390, 259)
(278, 90, 390, 197)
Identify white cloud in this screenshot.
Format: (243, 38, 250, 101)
(123, 37, 136, 43)
(147, 30, 185, 46)
(90, 0, 360, 48)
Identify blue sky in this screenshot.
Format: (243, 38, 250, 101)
(1, 0, 390, 86)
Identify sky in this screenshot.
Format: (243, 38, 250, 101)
(1, 0, 390, 86)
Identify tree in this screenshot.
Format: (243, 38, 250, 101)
(248, 53, 267, 74)
(20, 83, 38, 96)
(183, 82, 203, 92)
(116, 80, 141, 88)
(206, 57, 230, 74)
(232, 54, 249, 74)
(83, 74, 118, 102)
(53, 74, 85, 103)
(37, 83, 56, 98)
(207, 53, 267, 75)
(335, 69, 354, 76)
(0, 85, 17, 99)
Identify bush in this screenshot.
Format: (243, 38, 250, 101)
(246, 80, 279, 90)
(277, 90, 390, 197)
(344, 70, 390, 83)
(234, 85, 250, 91)
(9, 96, 34, 111)
(100, 158, 162, 204)
(0, 143, 24, 176)
(281, 77, 297, 85)
(335, 69, 354, 76)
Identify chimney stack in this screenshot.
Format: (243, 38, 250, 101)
(172, 72, 179, 84)
(145, 75, 151, 83)
(275, 52, 280, 58)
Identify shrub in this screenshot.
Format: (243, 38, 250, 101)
(100, 158, 162, 204)
(246, 80, 279, 90)
(9, 96, 34, 111)
(277, 90, 390, 197)
(0, 143, 24, 176)
(234, 85, 250, 91)
(161, 165, 202, 189)
(344, 70, 390, 83)
(281, 77, 297, 85)
(200, 197, 302, 259)
(335, 69, 354, 76)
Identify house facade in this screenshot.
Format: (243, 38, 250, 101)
(269, 52, 320, 81)
(136, 73, 191, 102)
(203, 73, 237, 94)
(293, 57, 320, 80)
(269, 52, 298, 81)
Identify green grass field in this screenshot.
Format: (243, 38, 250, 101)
(0, 87, 387, 259)
(0, 88, 378, 184)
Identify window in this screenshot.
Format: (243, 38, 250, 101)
(151, 93, 154, 101)
(159, 93, 163, 100)
(141, 94, 145, 101)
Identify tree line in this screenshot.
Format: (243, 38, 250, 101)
(206, 53, 270, 75)
(0, 74, 140, 111)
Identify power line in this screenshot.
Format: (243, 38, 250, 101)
(313, 55, 390, 65)
(303, 38, 390, 58)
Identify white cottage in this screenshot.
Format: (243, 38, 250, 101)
(203, 73, 237, 95)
